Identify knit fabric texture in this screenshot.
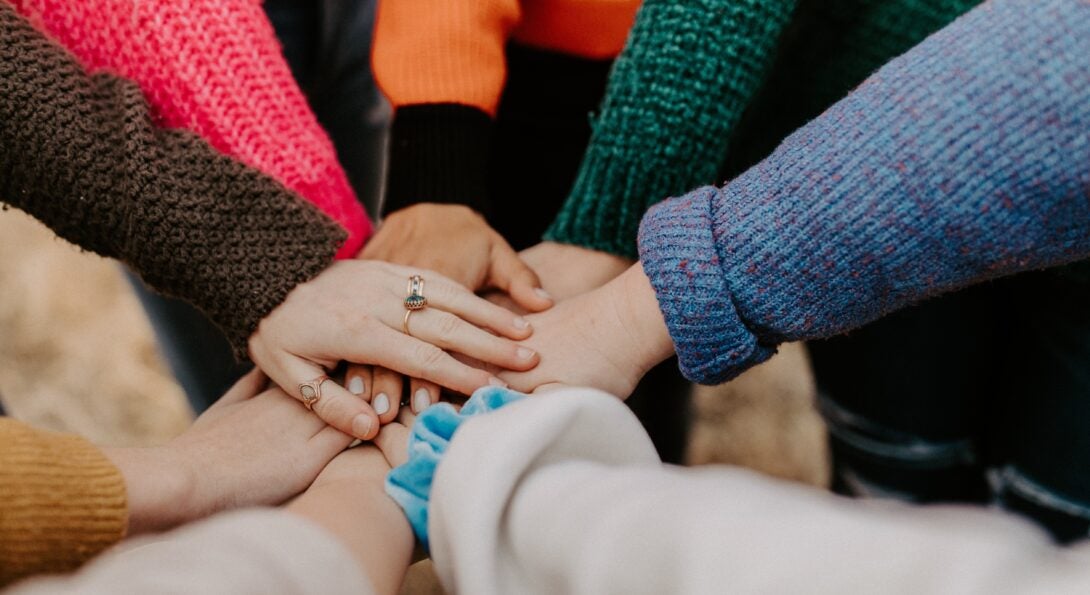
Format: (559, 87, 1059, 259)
(10, 0, 370, 258)
(546, 0, 797, 257)
(386, 387, 526, 552)
(0, 3, 346, 356)
(374, 0, 639, 216)
(373, 0, 638, 116)
(0, 419, 126, 586)
(382, 104, 495, 216)
(721, 0, 983, 178)
(638, 0, 1090, 384)
(546, 0, 980, 258)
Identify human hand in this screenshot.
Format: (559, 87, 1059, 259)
(519, 241, 634, 302)
(353, 204, 552, 418)
(498, 263, 675, 398)
(287, 444, 414, 595)
(248, 260, 539, 440)
(104, 369, 354, 535)
(360, 203, 553, 310)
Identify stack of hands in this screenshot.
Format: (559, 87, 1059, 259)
(247, 202, 675, 442)
(110, 203, 675, 561)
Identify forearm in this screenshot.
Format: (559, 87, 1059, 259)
(10, 0, 370, 256)
(639, 0, 1090, 383)
(545, 0, 798, 258)
(426, 390, 1090, 595)
(0, 4, 344, 354)
(374, 0, 519, 215)
(287, 481, 413, 595)
(490, 455, 1090, 594)
(5, 510, 374, 595)
(100, 447, 192, 536)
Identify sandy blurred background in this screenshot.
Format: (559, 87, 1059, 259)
(0, 206, 829, 591)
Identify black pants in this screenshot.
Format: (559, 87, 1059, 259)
(813, 268, 1090, 542)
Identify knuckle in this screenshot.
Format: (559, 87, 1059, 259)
(413, 342, 447, 372)
(429, 279, 455, 302)
(314, 394, 357, 428)
(435, 312, 462, 342)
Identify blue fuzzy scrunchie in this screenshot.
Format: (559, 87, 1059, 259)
(385, 386, 526, 551)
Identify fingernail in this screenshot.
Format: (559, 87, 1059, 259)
(514, 317, 531, 330)
(412, 388, 431, 413)
(517, 347, 535, 360)
(373, 392, 390, 415)
(348, 376, 365, 395)
(488, 377, 508, 388)
(535, 288, 552, 301)
(352, 413, 373, 438)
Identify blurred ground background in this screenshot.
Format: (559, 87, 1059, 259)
(0, 206, 829, 591)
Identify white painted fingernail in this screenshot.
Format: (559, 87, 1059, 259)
(488, 377, 508, 388)
(352, 414, 373, 438)
(348, 376, 365, 395)
(535, 288, 552, 300)
(517, 347, 535, 359)
(373, 392, 390, 415)
(514, 317, 530, 330)
(413, 389, 431, 413)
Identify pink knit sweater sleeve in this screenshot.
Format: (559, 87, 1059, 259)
(12, 0, 371, 258)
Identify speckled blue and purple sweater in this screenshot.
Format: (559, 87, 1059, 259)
(638, 0, 1090, 385)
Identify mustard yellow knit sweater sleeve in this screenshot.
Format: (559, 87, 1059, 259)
(0, 419, 127, 586)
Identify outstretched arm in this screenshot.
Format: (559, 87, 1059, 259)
(546, 0, 798, 259)
(0, 3, 344, 356)
(642, 0, 1090, 384)
(503, 0, 1090, 394)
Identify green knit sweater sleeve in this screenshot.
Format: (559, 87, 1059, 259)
(544, 0, 798, 258)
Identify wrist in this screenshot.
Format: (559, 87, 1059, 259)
(522, 241, 635, 300)
(288, 478, 413, 595)
(611, 263, 675, 375)
(103, 446, 196, 535)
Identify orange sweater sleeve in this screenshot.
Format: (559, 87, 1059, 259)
(0, 419, 127, 586)
(373, 0, 520, 115)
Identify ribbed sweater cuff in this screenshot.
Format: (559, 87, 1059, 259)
(638, 186, 776, 384)
(0, 420, 126, 585)
(383, 104, 493, 217)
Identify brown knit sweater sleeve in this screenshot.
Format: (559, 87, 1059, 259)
(0, 419, 127, 586)
(0, 3, 346, 355)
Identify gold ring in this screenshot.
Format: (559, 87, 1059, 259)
(405, 274, 427, 310)
(298, 375, 329, 411)
(403, 309, 414, 335)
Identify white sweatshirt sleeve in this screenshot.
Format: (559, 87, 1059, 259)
(5, 509, 373, 595)
(428, 388, 1090, 595)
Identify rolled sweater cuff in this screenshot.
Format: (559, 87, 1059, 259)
(0, 420, 127, 585)
(382, 104, 493, 217)
(638, 187, 776, 384)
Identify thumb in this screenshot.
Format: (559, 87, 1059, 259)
(488, 244, 553, 312)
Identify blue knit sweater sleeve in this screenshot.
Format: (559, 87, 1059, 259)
(638, 0, 1090, 385)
